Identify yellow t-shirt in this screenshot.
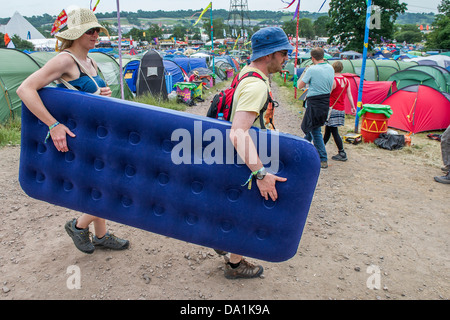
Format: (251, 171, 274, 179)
(230, 66, 271, 128)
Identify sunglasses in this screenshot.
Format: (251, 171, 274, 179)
(277, 51, 289, 57)
(85, 27, 101, 35)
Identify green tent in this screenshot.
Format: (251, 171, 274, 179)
(300, 58, 418, 81)
(0, 48, 41, 124)
(88, 52, 134, 100)
(30, 51, 57, 67)
(388, 65, 450, 93)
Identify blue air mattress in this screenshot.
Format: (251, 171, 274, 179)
(19, 87, 320, 262)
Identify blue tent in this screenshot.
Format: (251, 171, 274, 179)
(164, 57, 207, 73)
(123, 60, 140, 93)
(163, 60, 187, 91)
(215, 56, 238, 72)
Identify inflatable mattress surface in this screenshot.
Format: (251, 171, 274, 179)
(19, 87, 320, 262)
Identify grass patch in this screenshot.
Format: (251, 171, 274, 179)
(132, 93, 187, 112)
(0, 117, 21, 147)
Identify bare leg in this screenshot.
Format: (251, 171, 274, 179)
(229, 253, 242, 264)
(76, 214, 106, 238)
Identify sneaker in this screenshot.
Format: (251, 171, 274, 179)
(434, 172, 450, 184)
(224, 259, 264, 279)
(331, 151, 348, 161)
(64, 219, 95, 254)
(441, 165, 450, 173)
(92, 231, 130, 250)
(320, 161, 328, 169)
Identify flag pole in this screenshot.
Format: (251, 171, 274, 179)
(354, 0, 372, 132)
(116, 0, 124, 100)
(210, 2, 215, 74)
(293, 0, 300, 99)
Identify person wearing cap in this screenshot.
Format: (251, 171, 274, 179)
(17, 8, 129, 254)
(218, 27, 291, 279)
(297, 48, 335, 169)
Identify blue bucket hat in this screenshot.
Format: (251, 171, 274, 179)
(250, 27, 294, 62)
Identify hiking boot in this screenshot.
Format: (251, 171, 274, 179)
(331, 151, 348, 162)
(92, 231, 130, 250)
(441, 165, 450, 173)
(320, 161, 328, 169)
(434, 172, 450, 184)
(64, 219, 95, 254)
(224, 259, 264, 279)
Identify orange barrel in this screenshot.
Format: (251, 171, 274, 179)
(360, 112, 389, 143)
(358, 104, 392, 143)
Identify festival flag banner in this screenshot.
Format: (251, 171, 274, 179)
(91, 0, 100, 12)
(193, 2, 212, 26)
(4, 33, 10, 46)
(51, 10, 68, 36)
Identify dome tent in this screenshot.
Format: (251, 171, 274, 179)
(300, 59, 417, 81)
(388, 65, 450, 93)
(0, 48, 41, 124)
(136, 50, 167, 99)
(382, 84, 450, 133)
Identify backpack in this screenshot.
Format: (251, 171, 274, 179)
(206, 71, 276, 129)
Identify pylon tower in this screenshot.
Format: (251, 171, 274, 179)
(227, 0, 251, 34)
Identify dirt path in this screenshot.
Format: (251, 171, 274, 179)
(0, 79, 448, 301)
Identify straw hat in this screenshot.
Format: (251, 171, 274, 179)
(55, 8, 108, 41)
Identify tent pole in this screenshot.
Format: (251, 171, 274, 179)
(354, 0, 372, 133)
(116, 0, 124, 100)
(210, 2, 215, 74)
(294, 0, 300, 99)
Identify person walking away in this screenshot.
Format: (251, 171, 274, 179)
(297, 48, 334, 169)
(323, 61, 356, 161)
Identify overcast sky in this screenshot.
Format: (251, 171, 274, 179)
(1, 0, 442, 19)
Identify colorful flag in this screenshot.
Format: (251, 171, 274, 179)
(51, 10, 68, 36)
(281, 0, 296, 9)
(91, 0, 100, 12)
(193, 2, 212, 26)
(4, 33, 10, 46)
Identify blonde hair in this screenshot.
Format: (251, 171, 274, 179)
(56, 39, 74, 52)
(332, 61, 344, 73)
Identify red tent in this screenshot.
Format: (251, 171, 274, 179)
(381, 85, 450, 133)
(342, 73, 397, 114)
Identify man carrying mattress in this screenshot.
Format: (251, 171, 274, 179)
(219, 27, 292, 279)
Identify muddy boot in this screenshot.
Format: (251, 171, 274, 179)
(434, 171, 450, 184)
(224, 258, 264, 279)
(331, 150, 348, 161)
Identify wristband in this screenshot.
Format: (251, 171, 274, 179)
(241, 167, 265, 190)
(44, 121, 60, 143)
